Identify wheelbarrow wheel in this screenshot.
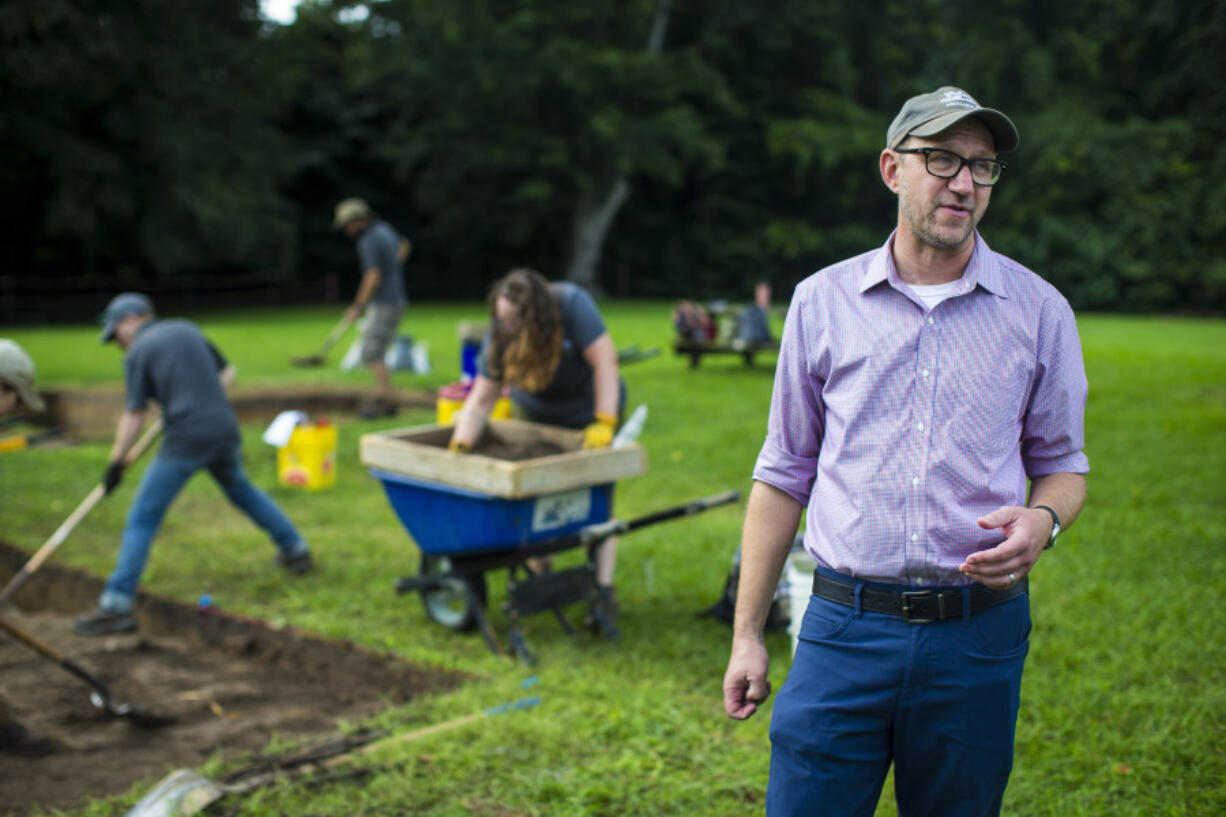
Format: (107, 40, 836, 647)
(419, 554, 487, 632)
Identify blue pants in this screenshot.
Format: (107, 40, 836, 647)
(100, 447, 306, 612)
(767, 570, 1030, 817)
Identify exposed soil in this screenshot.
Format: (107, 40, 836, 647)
(0, 541, 463, 816)
(31, 384, 438, 439)
(406, 425, 571, 462)
(473, 436, 566, 462)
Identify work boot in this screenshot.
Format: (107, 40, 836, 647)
(73, 607, 136, 636)
(0, 720, 59, 757)
(585, 584, 620, 637)
(274, 549, 315, 575)
(358, 400, 398, 420)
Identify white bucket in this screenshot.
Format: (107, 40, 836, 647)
(785, 548, 818, 655)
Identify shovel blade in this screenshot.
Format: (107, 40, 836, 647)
(89, 691, 178, 728)
(124, 768, 225, 817)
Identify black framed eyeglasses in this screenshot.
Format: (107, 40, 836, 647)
(894, 147, 1006, 187)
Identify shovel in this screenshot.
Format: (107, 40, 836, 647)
(0, 417, 164, 610)
(0, 615, 175, 727)
(124, 696, 541, 817)
(0, 427, 64, 454)
(291, 314, 355, 367)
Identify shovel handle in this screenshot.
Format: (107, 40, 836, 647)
(0, 418, 164, 609)
(324, 696, 541, 767)
(318, 314, 356, 355)
(0, 615, 114, 699)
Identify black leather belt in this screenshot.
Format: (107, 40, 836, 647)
(811, 572, 1027, 623)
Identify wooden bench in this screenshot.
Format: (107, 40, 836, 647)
(673, 340, 779, 369)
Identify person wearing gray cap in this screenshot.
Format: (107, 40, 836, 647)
(74, 293, 314, 636)
(0, 339, 59, 756)
(0, 339, 46, 416)
(723, 86, 1089, 815)
(333, 197, 412, 419)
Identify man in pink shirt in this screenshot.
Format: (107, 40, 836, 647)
(723, 87, 1089, 816)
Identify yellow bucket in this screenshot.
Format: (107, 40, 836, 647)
(277, 423, 338, 490)
(436, 382, 512, 425)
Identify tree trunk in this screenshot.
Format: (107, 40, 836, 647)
(564, 179, 630, 293)
(563, 0, 671, 293)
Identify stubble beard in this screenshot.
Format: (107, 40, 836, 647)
(903, 197, 979, 250)
(898, 175, 981, 250)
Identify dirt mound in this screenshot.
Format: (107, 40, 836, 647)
(0, 541, 462, 815)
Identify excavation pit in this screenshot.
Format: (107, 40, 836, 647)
(0, 541, 463, 816)
(27, 384, 437, 440)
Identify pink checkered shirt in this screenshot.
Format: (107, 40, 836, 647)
(754, 233, 1089, 586)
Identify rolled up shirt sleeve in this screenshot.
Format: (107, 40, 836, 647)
(1021, 294, 1090, 477)
(753, 282, 824, 505)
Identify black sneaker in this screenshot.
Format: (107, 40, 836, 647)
(358, 400, 398, 420)
(275, 550, 315, 575)
(73, 607, 136, 636)
(585, 584, 620, 635)
(0, 721, 59, 757)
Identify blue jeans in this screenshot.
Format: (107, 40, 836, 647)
(767, 570, 1030, 817)
(100, 447, 306, 612)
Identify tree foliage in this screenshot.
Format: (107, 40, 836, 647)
(3, 0, 1223, 312)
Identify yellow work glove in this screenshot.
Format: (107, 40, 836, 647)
(448, 439, 471, 454)
(582, 412, 617, 449)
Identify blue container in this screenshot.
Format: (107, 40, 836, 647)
(371, 468, 613, 555)
(460, 340, 480, 382)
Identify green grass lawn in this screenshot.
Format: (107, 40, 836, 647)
(2, 305, 1224, 816)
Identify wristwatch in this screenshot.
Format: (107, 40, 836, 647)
(1033, 505, 1061, 549)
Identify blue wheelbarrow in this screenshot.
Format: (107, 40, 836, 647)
(370, 466, 739, 662)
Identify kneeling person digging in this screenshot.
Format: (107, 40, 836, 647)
(74, 293, 314, 637)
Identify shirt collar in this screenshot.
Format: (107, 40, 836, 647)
(859, 231, 1009, 300)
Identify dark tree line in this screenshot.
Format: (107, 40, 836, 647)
(2, 0, 1223, 316)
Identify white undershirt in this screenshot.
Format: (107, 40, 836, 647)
(910, 280, 962, 310)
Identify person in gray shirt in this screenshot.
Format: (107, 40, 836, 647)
(448, 269, 625, 626)
(73, 293, 313, 636)
(334, 198, 412, 419)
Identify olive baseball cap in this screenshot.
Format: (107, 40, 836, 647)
(333, 197, 371, 229)
(99, 292, 154, 343)
(0, 339, 46, 412)
(886, 86, 1018, 152)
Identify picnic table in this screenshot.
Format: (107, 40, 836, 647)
(673, 338, 779, 369)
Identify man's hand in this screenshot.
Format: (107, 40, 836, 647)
(582, 412, 617, 449)
(723, 635, 772, 720)
(960, 505, 1053, 588)
(102, 461, 125, 496)
(345, 304, 363, 323)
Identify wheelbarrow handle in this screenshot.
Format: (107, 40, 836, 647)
(580, 489, 743, 543)
(421, 490, 744, 575)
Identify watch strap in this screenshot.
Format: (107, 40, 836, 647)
(1033, 504, 1060, 548)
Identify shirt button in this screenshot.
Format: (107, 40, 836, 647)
(917, 422, 924, 431)
(912, 477, 919, 487)
(922, 369, 930, 378)
(911, 533, 919, 543)
(927, 317, 934, 325)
